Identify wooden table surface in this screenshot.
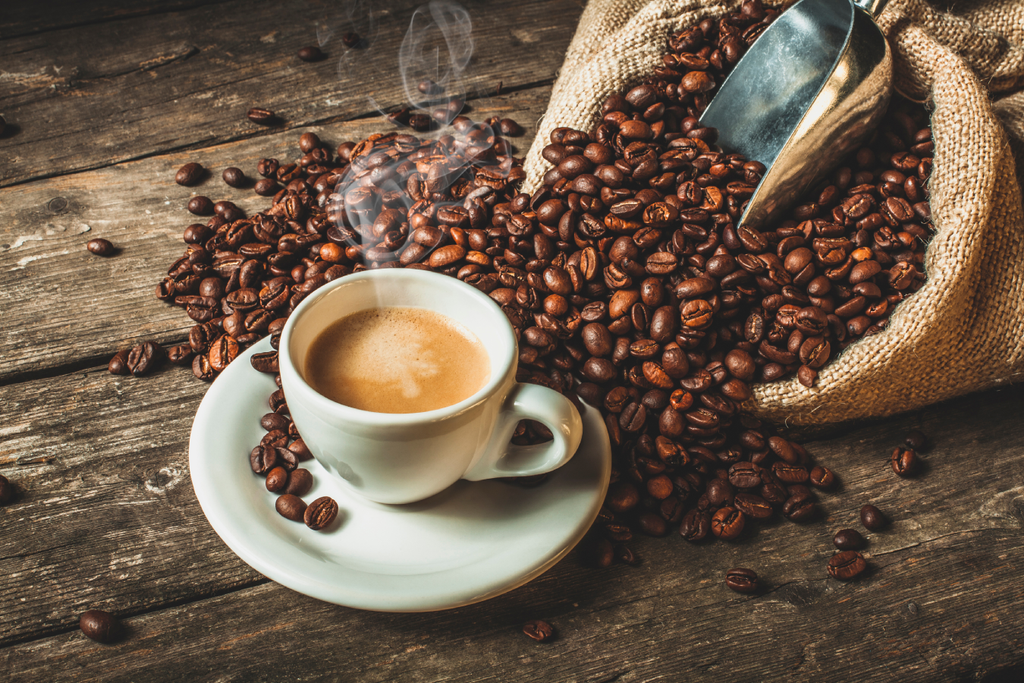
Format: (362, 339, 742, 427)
(2, 1, 1023, 681)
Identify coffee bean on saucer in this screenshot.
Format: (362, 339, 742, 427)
(265, 467, 288, 493)
(284, 469, 313, 496)
(79, 610, 121, 643)
(304, 496, 338, 530)
(276, 494, 306, 521)
(522, 620, 556, 642)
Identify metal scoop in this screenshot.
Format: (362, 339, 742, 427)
(699, 0, 891, 228)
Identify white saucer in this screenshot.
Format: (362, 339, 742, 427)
(189, 338, 611, 612)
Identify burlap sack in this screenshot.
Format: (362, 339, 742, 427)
(523, 0, 1024, 425)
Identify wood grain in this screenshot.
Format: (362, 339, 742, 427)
(0, 85, 552, 384)
(0, 0, 581, 187)
(0, 355, 1021, 677)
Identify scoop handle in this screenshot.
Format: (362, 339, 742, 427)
(853, 0, 887, 16)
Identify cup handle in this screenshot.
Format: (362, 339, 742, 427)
(463, 382, 584, 481)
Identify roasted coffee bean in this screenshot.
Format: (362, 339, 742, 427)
(341, 31, 360, 47)
(250, 444, 277, 474)
(127, 341, 163, 377)
(187, 196, 214, 215)
(782, 491, 816, 522)
(108, 349, 130, 375)
(523, 620, 556, 642)
(680, 508, 710, 542)
(250, 351, 279, 374)
(247, 107, 278, 125)
(734, 492, 772, 519)
(222, 167, 246, 187)
(265, 466, 288, 492)
(276, 494, 307, 521)
(0, 474, 13, 505)
(297, 46, 325, 62)
(711, 506, 745, 540)
(890, 447, 919, 477)
(87, 238, 116, 256)
(860, 504, 887, 530)
(208, 335, 239, 372)
(166, 343, 194, 365)
(79, 610, 121, 644)
(827, 550, 867, 581)
(809, 465, 836, 488)
(175, 162, 203, 186)
(833, 528, 864, 551)
(904, 429, 929, 452)
(284, 468, 313, 496)
(725, 567, 759, 594)
(304, 496, 339, 530)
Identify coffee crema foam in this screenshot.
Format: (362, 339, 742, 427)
(304, 307, 491, 414)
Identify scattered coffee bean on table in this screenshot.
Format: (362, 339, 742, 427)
(247, 108, 277, 125)
(222, 167, 246, 188)
(0, 474, 13, 504)
(860, 504, 887, 531)
(175, 162, 203, 186)
(79, 610, 121, 644)
(725, 567, 759, 593)
(341, 31, 360, 48)
(832, 528, 864, 550)
(187, 196, 214, 216)
(86, 238, 117, 256)
(297, 45, 325, 62)
(827, 550, 867, 581)
(905, 429, 929, 452)
(890, 446, 919, 477)
(522, 620, 556, 642)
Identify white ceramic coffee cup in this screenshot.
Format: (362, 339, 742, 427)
(279, 269, 584, 505)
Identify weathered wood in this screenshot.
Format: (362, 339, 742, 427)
(0, 0, 581, 187)
(1, 353, 1021, 677)
(0, 1, 235, 39)
(0, 362, 263, 647)
(0, 85, 552, 383)
(5, 530, 1023, 682)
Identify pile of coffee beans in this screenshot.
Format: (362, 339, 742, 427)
(129, 0, 933, 558)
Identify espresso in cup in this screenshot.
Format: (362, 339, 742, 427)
(304, 306, 490, 414)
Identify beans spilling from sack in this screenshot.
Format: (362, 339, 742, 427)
(129, 0, 931, 564)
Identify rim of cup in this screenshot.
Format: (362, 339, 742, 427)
(279, 269, 518, 426)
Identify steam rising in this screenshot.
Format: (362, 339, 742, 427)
(398, 1, 474, 124)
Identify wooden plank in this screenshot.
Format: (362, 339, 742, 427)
(0, 0, 581, 187)
(5, 530, 1023, 682)
(0, 1, 234, 40)
(0, 348, 1021, 670)
(0, 362, 263, 647)
(0, 85, 552, 383)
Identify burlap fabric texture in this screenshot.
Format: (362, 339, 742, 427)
(523, 0, 1024, 425)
